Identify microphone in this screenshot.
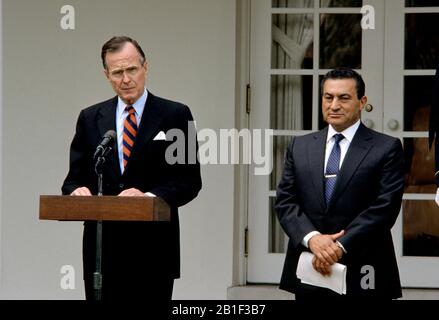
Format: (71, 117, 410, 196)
(94, 130, 116, 160)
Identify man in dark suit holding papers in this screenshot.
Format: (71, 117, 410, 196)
(62, 36, 202, 301)
(275, 68, 404, 299)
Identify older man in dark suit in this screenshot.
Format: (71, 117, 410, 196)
(62, 36, 201, 301)
(276, 68, 404, 299)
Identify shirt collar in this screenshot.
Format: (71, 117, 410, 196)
(327, 120, 361, 143)
(117, 88, 148, 118)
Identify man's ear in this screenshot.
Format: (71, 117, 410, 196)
(104, 69, 110, 80)
(359, 96, 368, 110)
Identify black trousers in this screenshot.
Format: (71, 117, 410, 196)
(295, 283, 394, 300)
(294, 283, 345, 301)
(85, 275, 174, 301)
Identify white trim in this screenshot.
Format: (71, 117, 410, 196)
(312, 0, 319, 131)
(273, 129, 313, 136)
(270, 69, 314, 75)
(271, 8, 363, 14)
(404, 7, 439, 13)
(400, 131, 429, 138)
(0, 0, 3, 287)
(403, 194, 436, 200)
(271, 68, 362, 74)
(403, 70, 437, 76)
(234, 0, 251, 287)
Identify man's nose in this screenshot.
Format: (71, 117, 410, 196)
(122, 72, 130, 83)
(330, 98, 340, 110)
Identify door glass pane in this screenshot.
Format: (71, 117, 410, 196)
(320, 0, 362, 7)
(404, 76, 434, 131)
(405, 13, 439, 69)
(271, 135, 293, 191)
(403, 200, 439, 257)
(404, 138, 436, 194)
(272, 0, 313, 8)
(269, 197, 288, 253)
(406, 0, 439, 7)
(272, 14, 314, 69)
(320, 14, 362, 69)
(271, 75, 312, 130)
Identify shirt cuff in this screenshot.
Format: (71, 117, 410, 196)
(302, 231, 321, 248)
(336, 240, 347, 254)
(145, 192, 156, 197)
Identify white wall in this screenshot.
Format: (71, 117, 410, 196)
(1, 0, 236, 299)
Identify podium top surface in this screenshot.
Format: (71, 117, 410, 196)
(39, 195, 170, 222)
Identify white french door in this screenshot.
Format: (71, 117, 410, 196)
(247, 0, 439, 287)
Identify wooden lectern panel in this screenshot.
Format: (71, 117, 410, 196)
(39, 195, 170, 221)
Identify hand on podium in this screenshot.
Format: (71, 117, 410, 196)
(71, 187, 92, 196)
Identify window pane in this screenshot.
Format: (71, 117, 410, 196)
(404, 138, 436, 194)
(404, 76, 434, 131)
(269, 197, 288, 253)
(270, 135, 293, 191)
(320, 14, 362, 69)
(406, 0, 439, 7)
(272, 0, 313, 8)
(405, 13, 439, 69)
(320, 0, 362, 7)
(272, 14, 314, 69)
(403, 200, 439, 257)
(271, 75, 313, 130)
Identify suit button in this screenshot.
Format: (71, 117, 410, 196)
(119, 183, 124, 189)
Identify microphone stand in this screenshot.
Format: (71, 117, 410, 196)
(93, 147, 112, 301)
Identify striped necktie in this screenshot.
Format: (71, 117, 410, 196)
(123, 105, 138, 168)
(325, 134, 344, 205)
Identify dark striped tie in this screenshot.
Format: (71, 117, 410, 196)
(325, 134, 344, 205)
(123, 106, 138, 168)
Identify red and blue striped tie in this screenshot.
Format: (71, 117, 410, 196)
(123, 106, 138, 168)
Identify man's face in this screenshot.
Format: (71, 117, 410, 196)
(322, 78, 367, 132)
(104, 42, 147, 105)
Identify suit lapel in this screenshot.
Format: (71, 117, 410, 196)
(124, 92, 164, 174)
(96, 96, 121, 177)
(328, 123, 373, 209)
(308, 128, 327, 211)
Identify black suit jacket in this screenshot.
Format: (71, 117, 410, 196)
(275, 123, 404, 298)
(62, 92, 201, 292)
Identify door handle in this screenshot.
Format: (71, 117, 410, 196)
(387, 119, 399, 130)
(364, 104, 373, 112)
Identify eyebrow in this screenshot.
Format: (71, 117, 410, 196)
(109, 65, 139, 72)
(324, 93, 352, 98)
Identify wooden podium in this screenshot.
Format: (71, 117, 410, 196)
(39, 195, 171, 300)
(39, 195, 170, 222)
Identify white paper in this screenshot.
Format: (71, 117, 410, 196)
(296, 251, 347, 295)
(435, 187, 439, 206)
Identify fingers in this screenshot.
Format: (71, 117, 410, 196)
(70, 187, 146, 196)
(309, 234, 342, 265)
(331, 230, 345, 241)
(312, 255, 332, 276)
(317, 245, 339, 265)
(71, 187, 92, 196)
(118, 188, 145, 197)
